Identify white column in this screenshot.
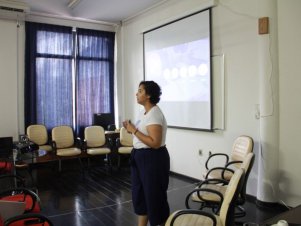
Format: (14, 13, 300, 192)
(257, 0, 279, 203)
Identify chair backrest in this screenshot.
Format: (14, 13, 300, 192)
(27, 125, 48, 146)
(52, 126, 74, 148)
(84, 126, 106, 147)
(230, 136, 254, 164)
(119, 127, 133, 147)
(219, 168, 245, 226)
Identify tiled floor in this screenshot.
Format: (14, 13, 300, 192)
(21, 159, 288, 226)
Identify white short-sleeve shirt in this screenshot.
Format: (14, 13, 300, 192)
(133, 105, 167, 149)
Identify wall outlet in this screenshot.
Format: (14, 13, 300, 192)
(198, 149, 203, 156)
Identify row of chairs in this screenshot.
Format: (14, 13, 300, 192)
(26, 125, 133, 171)
(165, 135, 254, 226)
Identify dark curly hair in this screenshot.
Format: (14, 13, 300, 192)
(139, 81, 162, 104)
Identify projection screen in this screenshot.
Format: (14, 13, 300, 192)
(144, 9, 212, 131)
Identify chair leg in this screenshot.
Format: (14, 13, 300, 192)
(106, 154, 112, 173)
(117, 155, 121, 169)
(58, 159, 62, 172)
(78, 157, 84, 170)
(78, 157, 86, 178)
(87, 158, 91, 168)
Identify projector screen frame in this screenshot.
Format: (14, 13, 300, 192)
(143, 9, 213, 132)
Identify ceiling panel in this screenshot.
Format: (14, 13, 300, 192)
(17, 0, 165, 23)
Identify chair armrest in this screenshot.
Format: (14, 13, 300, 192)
(115, 137, 121, 148)
(225, 160, 242, 168)
(75, 137, 83, 150)
(205, 166, 235, 180)
(205, 153, 229, 170)
(197, 178, 229, 188)
(50, 140, 57, 154)
(185, 186, 224, 212)
(82, 139, 87, 151)
(106, 137, 115, 149)
(169, 209, 216, 226)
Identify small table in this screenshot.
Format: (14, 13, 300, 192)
(14, 149, 56, 187)
(17, 149, 47, 162)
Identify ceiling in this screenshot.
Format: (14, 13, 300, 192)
(17, 0, 165, 24)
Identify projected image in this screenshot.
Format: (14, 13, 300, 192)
(144, 9, 212, 130)
(145, 39, 210, 102)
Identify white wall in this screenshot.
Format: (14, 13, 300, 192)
(278, 0, 301, 207)
(118, 0, 301, 206)
(0, 19, 23, 140)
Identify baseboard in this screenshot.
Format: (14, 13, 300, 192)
(246, 194, 289, 211)
(169, 171, 200, 183)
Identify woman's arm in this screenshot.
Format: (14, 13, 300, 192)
(125, 121, 162, 149)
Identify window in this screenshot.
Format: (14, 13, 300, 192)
(25, 22, 115, 137)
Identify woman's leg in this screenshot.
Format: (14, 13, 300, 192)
(143, 147, 170, 226)
(138, 215, 148, 226)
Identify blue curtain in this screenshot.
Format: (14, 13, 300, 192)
(25, 22, 73, 131)
(76, 28, 115, 137)
(25, 22, 115, 137)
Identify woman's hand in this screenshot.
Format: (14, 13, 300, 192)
(123, 120, 136, 134)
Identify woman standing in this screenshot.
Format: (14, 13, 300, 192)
(123, 81, 170, 226)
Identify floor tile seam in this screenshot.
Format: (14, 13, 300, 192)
(167, 182, 199, 193)
(47, 200, 133, 218)
(46, 183, 197, 218)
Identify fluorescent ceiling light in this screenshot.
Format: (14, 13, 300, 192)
(67, 0, 81, 9)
